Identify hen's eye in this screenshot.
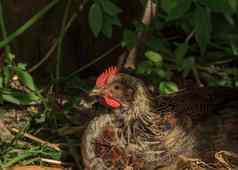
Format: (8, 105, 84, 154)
(114, 85, 120, 90)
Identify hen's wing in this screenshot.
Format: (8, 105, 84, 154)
(155, 87, 238, 120)
(154, 87, 238, 168)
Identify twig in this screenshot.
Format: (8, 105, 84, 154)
(29, 39, 57, 73)
(62, 43, 121, 81)
(28, 13, 78, 73)
(40, 158, 73, 166)
(185, 31, 194, 44)
(56, 0, 72, 81)
(10, 128, 61, 152)
(123, 0, 157, 69)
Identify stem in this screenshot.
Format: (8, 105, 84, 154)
(56, 0, 72, 81)
(29, 12, 78, 73)
(192, 67, 203, 87)
(0, 0, 11, 62)
(3, 149, 38, 168)
(10, 128, 61, 151)
(185, 30, 194, 44)
(29, 39, 57, 73)
(0, 0, 60, 49)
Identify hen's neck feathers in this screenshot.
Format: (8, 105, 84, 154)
(125, 80, 153, 121)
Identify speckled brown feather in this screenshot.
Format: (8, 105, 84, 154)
(81, 73, 238, 170)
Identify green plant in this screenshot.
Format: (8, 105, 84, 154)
(88, 0, 122, 38)
(0, 55, 41, 105)
(135, 0, 238, 91)
(0, 0, 58, 105)
(136, 50, 178, 94)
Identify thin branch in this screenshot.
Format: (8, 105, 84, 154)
(29, 39, 57, 73)
(10, 128, 61, 152)
(185, 31, 194, 44)
(63, 43, 121, 81)
(28, 13, 78, 73)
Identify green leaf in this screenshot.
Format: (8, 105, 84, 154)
(145, 51, 163, 63)
(2, 94, 21, 105)
(155, 69, 167, 79)
(167, 0, 192, 20)
(121, 30, 137, 48)
(175, 43, 188, 69)
(1, 90, 40, 105)
(110, 15, 121, 26)
(159, 81, 178, 94)
(230, 39, 238, 56)
(17, 63, 27, 70)
(8, 53, 15, 61)
(89, 3, 103, 37)
(0, 76, 3, 88)
(3, 66, 11, 86)
(102, 15, 113, 38)
(27, 92, 41, 101)
(200, 0, 231, 13)
(194, 5, 211, 55)
(228, 0, 237, 13)
(136, 61, 153, 75)
(161, 0, 177, 13)
(146, 38, 164, 51)
(100, 0, 122, 16)
(101, 14, 121, 38)
(182, 57, 195, 76)
(15, 68, 37, 91)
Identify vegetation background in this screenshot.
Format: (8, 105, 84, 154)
(0, 0, 238, 169)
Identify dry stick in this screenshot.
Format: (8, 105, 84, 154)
(123, 0, 157, 69)
(40, 158, 73, 166)
(10, 128, 61, 152)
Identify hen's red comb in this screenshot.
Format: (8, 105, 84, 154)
(96, 66, 119, 88)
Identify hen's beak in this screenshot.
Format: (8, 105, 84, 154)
(89, 88, 103, 96)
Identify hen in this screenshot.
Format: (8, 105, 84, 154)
(81, 66, 238, 170)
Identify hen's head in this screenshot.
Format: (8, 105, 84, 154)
(90, 66, 149, 109)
